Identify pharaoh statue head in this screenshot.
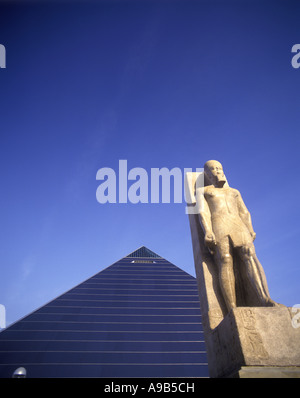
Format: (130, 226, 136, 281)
(204, 160, 228, 188)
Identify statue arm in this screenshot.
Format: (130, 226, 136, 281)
(196, 188, 216, 251)
(196, 188, 212, 234)
(236, 191, 256, 239)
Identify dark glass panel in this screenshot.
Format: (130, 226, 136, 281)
(0, 340, 207, 352)
(0, 350, 207, 365)
(1, 330, 204, 342)
(0, 363, 209, 378)
(36, 306, 202, 316)
(25, 313, 202, 324)
(10, 320, 204, 332)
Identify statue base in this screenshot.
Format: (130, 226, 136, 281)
(205, 306, 300, 378)
(228, 366, 300, 378)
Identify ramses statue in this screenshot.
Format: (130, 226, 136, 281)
(195, 160, 278, 313)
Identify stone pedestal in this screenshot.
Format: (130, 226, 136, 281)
(206, 306, 300, 378)
(230, 366, 300, 378)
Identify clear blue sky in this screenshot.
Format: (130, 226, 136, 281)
(0, 0, 299, 326)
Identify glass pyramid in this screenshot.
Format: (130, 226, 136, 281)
(0, 247, 208, 378)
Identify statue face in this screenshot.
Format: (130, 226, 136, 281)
(205, 161, 226, 186)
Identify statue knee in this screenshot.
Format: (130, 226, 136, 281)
(220, 253, 233, 268)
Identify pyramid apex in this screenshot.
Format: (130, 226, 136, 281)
(126, 246, 162, 259)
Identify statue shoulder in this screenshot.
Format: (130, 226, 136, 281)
(228, 187, 242, 197)
(203, 185, 214, 195)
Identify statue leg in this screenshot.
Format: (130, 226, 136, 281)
(215, 238, 236, 312)
(237, 244, 276, 306)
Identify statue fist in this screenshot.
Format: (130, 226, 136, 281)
(204, 232, 216, 250)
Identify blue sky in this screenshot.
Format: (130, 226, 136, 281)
(0, 0, 300, 326)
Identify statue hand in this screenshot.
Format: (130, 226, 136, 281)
(204, 232, 217, 251)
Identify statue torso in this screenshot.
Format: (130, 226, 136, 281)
(204, 185, 240, 217)
(204, 185, 251, 246)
